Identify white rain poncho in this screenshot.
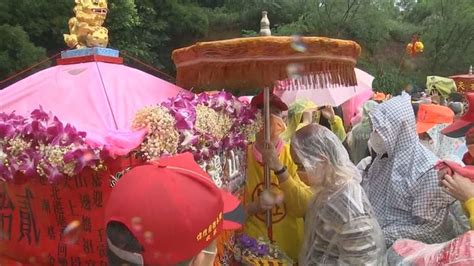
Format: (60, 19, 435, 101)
(363, 93, 469, 247)
(291, 124, 386, 265)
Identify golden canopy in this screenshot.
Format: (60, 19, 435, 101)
(172, 36, 361, 91)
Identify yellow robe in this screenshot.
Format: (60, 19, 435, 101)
(244, 143, 313, 261)
(463, 198, 474, 229)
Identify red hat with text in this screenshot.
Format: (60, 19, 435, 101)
(104, 152, 244, 265)
(442, 93, 474, 138)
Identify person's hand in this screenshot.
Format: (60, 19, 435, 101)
(441, 173, 474, 202)
(436, 164, 451, 185)
(258, 190, 277, 211)
(321, 105, 336, 121)
(261, 141, 283, 171)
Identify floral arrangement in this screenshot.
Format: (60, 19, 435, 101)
(0, 108, 108, 182)
(232, 234, 293, 265)
(133, 91, 262, 162)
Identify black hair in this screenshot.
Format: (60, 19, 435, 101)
(107, 221, 143, 266)
(106, 222, 194, 266)
(318, 106, 344, 130)
(412, 103, 419, 119)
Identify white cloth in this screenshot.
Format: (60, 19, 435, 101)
(427, 123, 467, 164)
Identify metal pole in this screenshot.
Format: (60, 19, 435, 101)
(263, 87, 273, 241)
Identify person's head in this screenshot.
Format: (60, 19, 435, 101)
(369, 93, 422, 157)
(361, 100, 378, 119)
(290, 124, 357, 191)
(105, 153, 244, 266)
(442, 93, 474, 138)
(281, 100, 318, 142)
(373, 92, 386, 103)
(416, 104, 454, 135)
(448, 102, 464, 117)
(251, 90, 288, 144)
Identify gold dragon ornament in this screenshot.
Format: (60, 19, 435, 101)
(64, 0, 109, 49)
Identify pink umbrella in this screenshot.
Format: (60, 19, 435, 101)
(342, 88, 375, 128)
(274, 68, 374, 128)
(274, 68, 374, 107)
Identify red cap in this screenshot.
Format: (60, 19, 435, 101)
(442, 93, 474, 138)
(104, 153, 244, 265)
(251, 89, 288, 111)
(416, 104, 454, 134)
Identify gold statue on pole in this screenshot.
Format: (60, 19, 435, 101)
(64, 0, 109, 49)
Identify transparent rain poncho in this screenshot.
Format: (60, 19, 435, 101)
(281, 100, 318, 143)
(291, 124, 386, 265)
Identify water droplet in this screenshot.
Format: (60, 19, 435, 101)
(291, 35, 307, 53)
(286, 63, 304, 79)
(144, 231, 154, 244)
(131, 217, 143, 232)
(63, 220, 82, 244)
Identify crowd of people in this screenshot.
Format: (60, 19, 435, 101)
(104, 87, 474, 265)
(242, 88, 474, 265)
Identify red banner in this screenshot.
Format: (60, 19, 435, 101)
(0, 156, 141, 265)
(452, 77, 474, 93)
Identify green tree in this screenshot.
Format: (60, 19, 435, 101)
(0, 24, 46, 79)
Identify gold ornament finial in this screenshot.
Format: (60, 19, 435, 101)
(64, 0, 109, 49)
(260, 11, 271, 36)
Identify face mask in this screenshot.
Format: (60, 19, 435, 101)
(369, 131, 387, 155)
(257, 114, 287, 142)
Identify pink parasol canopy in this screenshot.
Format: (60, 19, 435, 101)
(0, 62, 185, 151)
(274, 68, 373, 107)
(342, 88, 375, 128)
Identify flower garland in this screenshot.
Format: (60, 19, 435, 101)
(0, 108, 108, 182)
(133, 91, 262, 162)
(232, 234, 293, 264)
(133, 106, 179, 160)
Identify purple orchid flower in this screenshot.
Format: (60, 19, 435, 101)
(194, 92, 210, 105)
(64, 148, 100, 173)
(0, 108, 110, 183)
(17, 150, 41, 177)
(180, 130, 199, 147)
(30, 106, 50, 121)
(0, 162, 12, 181)
(238, 234, 258, 249)
(253, 244, 270, 257)
(0, 123, 15, 139)
(43, 164, 64, 182)
(173, 108, 196, 130)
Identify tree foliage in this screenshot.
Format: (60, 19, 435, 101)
(0, 24, 46, 80)
(0, 0, 472, 93)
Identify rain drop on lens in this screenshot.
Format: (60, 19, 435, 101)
(287, 63, 304, 79)
(63, 220, 82, 244)
(131, 216, 143, 232)
(291, 35, 307, 53)
(144, 231, 154, 244)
